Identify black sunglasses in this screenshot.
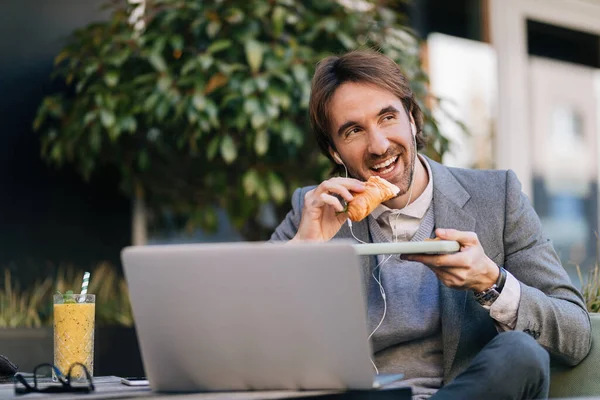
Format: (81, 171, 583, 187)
(14, 363, 94, 395)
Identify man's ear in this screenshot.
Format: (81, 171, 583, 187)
(409, 115, 417, 137)
(329, 147, 343, 165)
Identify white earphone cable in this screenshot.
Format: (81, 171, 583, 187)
(337, 129, 419, 374)
(367, 254, 392, 375)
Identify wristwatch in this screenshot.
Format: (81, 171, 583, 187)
(474, 266, 507, 307)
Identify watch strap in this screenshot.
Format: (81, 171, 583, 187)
(496, 266, 507, 293)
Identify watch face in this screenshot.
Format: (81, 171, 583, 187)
(476, 288, 500, 306)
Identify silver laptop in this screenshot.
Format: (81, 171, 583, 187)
(121, 241, 403, 392)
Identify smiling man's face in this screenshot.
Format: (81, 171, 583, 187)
(328, 81, 416, 196)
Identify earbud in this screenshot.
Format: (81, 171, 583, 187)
(333, 152, 343, 165)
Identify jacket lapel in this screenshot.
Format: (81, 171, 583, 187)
(427, 157, 477, 380)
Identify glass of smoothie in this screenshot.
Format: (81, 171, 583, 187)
(53, 293, 95, 381)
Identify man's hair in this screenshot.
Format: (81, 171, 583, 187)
(309, 49, 426, 172)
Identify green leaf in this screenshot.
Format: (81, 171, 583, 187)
(254, 129, 269, 156)
(152, 36, 168, 55)
(337, 32, 355, 49)
(54, 50, 69, 66)
(198, 54, 214, 70)
(50, 144, 62, 163)
(89, 128, 101, 152)
(255, 76, 268, 92)
(206, 21, 221, 38)
(63, 290, 76, 304)
(240, 79, 255, 96)
(256, 179, 269, 202)
(272, 6, 286, 37)
(180, 58, 198, 75)
(205, 101, 219, 128)
(267, 172, 286, 204)
(225, 8, 245, 24)
(187, 108, 198, 124)
(279, 94, 292, 110)
(250, 111, 267, 130)
(199, 119, 210, 132)
(265, 103, 279, 119)
(192, 94, 206, 111)
(220, 135, 237, 164)
(100, 110, 116, 128)
(291, 64, 308, 83)
(245, 39, 264, 73)
(170, 35, 184, 51)
(207, 39, 232, 54)
(242, 169, 260, 196)
(243, 97, 260, 114)
(235, 113, 247, 131)
(143, 93, 160, 112)
(108, 125, 121, 142)
(107, 50, 130, 67)
(119, 116, 137, 133)
(280, 120, 304, 146)
(148, 53, 167, 72)
(157, 76, 172, 92)
(280, 120, 297, 143)
(104, 95, 117, 111)
(207, 137, 220, 161)
(33, 107, 47, 131)
(155, 100, 169, 121)
(221, 93, 240, 108)
(83, 111, 97, 126)
(322, 17, 337, 33)
(104, 71, 119, 87)
(84, 62, 99, 77)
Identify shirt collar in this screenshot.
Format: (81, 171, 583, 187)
(370, 154, 433, 220)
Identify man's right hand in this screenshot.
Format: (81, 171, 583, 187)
(291, 177, 366, 242)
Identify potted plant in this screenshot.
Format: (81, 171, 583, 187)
(549, 264, 600, 398)
(33, 0, 454, 243)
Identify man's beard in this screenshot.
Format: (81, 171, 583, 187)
(347, 141, 416, 197)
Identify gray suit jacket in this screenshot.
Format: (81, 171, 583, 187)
(270, 157, 591, 384)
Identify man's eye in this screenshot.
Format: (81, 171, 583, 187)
(346, 127, 361, 136)
(382, 114, 396, 121)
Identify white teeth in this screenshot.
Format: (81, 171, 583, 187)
(378, 165, 394, 174)
(372, 156, 398, 170)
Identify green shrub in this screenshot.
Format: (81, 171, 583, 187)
(0, 264, 133, 327)
(33, 0, 454, 241)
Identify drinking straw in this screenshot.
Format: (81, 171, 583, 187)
(81, 271, 90, 296)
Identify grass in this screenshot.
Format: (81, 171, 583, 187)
(0, 263, 133, 328)
(576, 263, 600, 313)
(0, 270, 53, 328)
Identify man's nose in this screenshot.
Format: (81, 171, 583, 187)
(367, 128, 390, 156)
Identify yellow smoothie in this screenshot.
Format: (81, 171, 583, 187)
(53, 302, 95, 379)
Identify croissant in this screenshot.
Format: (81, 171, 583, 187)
(346, 176, 400, 222)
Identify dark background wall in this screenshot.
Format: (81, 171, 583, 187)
(0, 0, 131, 283)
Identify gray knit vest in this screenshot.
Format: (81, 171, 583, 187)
(366, 205, 444, 399)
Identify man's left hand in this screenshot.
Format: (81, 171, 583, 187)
(403, 228, 499, 292)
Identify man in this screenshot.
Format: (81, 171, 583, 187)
(270, 50, 591, 399)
